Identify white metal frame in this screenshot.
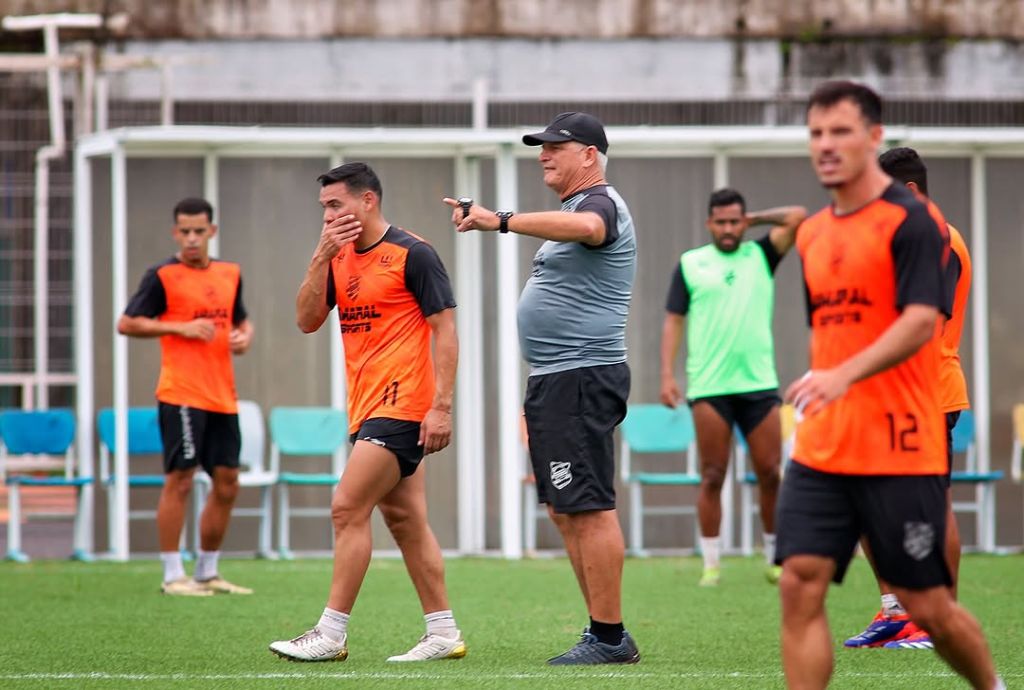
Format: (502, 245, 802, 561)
(74, 124, 1021, 559)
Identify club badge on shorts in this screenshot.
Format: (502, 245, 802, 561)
(549, 461, 573, 490)
(903, 521, 935, 561)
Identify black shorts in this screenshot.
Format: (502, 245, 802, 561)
(775, 461, 951, 589)
(524, 363, 630, 514)
(689, 389, 781, 437)
(158, 402, 240, 475)
(944, 411, 961, 487)
(350, 418, 424, 478)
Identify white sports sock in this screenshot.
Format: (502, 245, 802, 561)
(424, 609, 458, 638)
(160, 551, 185, 583)
(763, 533, 777, 566)
(993, 676, 1006, 690)
(699, 537, 721, 570)
(881, 593, 906, 616)
(194, 549, 220, 582)
(318, 607, 349, 643)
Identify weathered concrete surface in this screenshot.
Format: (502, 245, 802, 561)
(2, 0, 1024, 39)
(108, 38, 1024, 101)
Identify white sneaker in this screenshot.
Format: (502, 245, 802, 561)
(196, 576, 253, 595)
(387, 631, 467, 662)
(269, 628, 348, 662)
(161, 577, 214, 597)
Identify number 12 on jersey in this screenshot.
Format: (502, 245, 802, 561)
(885, 412, 919, 452)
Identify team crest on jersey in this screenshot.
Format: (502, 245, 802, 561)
(903, 521, 935, 561)
(550, 461, 573, 490)
(346, 275, 361, 301)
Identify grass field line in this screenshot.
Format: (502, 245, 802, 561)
(3, 670, 1020, 681)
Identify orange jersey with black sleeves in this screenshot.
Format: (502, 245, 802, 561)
(793, 183, 949, 475)
(327, 226, 456, 433)
(123, 258, 247, 414)
(939, 225, 971, 412)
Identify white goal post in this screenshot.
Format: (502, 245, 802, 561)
(74, 124, 1024, 560)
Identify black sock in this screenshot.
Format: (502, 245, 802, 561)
(589, 618, 624, 646)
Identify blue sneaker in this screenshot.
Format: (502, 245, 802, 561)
(844, 610, 911, 648)
(547, 630, 640, 665)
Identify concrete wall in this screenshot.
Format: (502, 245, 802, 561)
(107, 38, 1024, 104)
(4, 0, 1024, 38)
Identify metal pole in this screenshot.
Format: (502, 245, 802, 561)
(204, 153, 220, 257)
(111, 146, 130, 561)
(496, 144, 522, 559)
(73, 145, 95, 558)
(454, 154, 485, 554)
(969, 153, 992, 549)
(328, 152, 348, 474)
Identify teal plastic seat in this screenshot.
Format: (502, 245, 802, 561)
(619, 404, 701, 555)
(269, 406, 348, 558)
(0, 409, 92, 562)
(947, 409, 1003, 551)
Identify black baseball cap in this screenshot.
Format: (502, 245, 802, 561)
(522, 112, 609, 154)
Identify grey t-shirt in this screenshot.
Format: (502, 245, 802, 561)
(516, 184, 637, 375)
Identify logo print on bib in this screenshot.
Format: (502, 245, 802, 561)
(550, 461, 573, 490)
(346, 275, 361, 301)
(903, 521, 935, 561)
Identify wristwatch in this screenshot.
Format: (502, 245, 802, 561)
(496, 211, 514, 234)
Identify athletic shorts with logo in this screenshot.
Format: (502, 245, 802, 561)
(688, 389, 780, 437)
(350, 417, 424, 478)
(524, 363, 629, 514)
(774, 460, 951, 589)
(158, 402, 240, 475)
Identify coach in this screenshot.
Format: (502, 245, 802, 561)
(445, 111, 639, 666)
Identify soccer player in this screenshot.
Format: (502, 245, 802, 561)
(777, 80, 1002, 690)
(118, 197, 254, 597)
(270, 162, 464, 663)
(844, 146, 972, 650)
(660, 188, 806, 586)
(446, 111, 639, 665)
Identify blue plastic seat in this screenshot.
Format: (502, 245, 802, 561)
(0, 409, 92, 562)
(97, 407, 180, 556)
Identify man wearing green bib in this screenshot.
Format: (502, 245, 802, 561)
(660, 188, 806, 586)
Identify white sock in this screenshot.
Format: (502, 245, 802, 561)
(699, 537, 721, 570)
(160, 551, 185, 583)
(881, 593, 906, 616)
(763, 533, 777, 566)
(424, 609, 458, 638)
(194, 549, 220, 582)
(317, 607, 349, 643)
(993, 676, 1006, 690)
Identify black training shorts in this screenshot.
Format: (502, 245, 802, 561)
(158, 402, 240, 475)
(775, 460, 951, 589)
(689, 389, 781, 437)
(524, 363, 630, 514)
(350, 417, 424, 478)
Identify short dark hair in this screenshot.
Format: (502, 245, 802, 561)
(806, 80, 883, 125)
(879, 147, 928, 196)
(317, 162, 383, 203)
(708, 188, 746, 216)
(173, 197, 213, 221)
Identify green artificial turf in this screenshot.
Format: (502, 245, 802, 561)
(0, 554, 1020, 689)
